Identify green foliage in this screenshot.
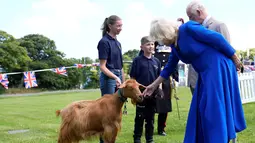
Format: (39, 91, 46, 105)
(0, 31, 32, 88)
(18, 34, 65, 61)
(123, 49, 140, 60)
(236, 48, 255, 61)
(82, 57, 100, 89)
(0, 30, 15, 43)
(0, 31, 31, 73)
(0, 30, 139, 91)
(123, 54, 132, 78)
(122, 50, 139, 79)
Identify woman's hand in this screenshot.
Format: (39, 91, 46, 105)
(142, 76, 164, 97)
(231, 53, 243, 71)
(142, 83, 157, 97)
(234, 60, 243, 71)
(115, 76, 122, 87)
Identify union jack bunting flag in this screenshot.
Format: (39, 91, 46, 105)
(52, 67, 68, 76)
(74, 64, 85, 68)
(0, 74, 9, 89)
(23, 71, 38, 89)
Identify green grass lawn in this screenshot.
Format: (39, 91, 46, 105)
(0, 87, 254, 143)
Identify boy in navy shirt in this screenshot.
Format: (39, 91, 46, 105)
(130, 36, 162, 143)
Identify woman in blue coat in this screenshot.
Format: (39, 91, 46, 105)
(142, 19, 247, 143)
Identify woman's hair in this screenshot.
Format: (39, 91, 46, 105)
(101, 15, 121, 37)
(149, 18, 178, 43)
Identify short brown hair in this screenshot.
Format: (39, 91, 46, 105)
(140, 36, 153, 45)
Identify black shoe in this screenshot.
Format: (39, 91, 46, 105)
(158, 131, 167, 136)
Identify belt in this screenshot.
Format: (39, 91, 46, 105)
(110, 69, 122, 72)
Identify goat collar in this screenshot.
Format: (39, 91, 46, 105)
(118, 88, 127, 102)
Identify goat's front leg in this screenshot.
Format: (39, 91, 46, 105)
(103, 125, 118, 143)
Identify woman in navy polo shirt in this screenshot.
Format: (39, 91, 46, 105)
(97, 14, 124, 143)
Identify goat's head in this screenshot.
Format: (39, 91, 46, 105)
(118, 79, 146, 105)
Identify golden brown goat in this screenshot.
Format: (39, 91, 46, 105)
(56, 79, 146, 143)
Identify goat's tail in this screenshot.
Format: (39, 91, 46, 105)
(56, 110, 61, 117)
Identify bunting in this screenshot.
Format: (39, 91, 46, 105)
(0, 63, 101, 90)
(74, 64, 85, 68)
(52, 67, 68, 76)
(0, 74, 9, 89)
(24, 71, 38, 89)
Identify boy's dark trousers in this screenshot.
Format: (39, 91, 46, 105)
(133, 98, 156, 143)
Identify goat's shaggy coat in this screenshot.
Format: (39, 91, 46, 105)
(56, 79, 145, 143)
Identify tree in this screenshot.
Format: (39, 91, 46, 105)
(123, 49, 140, 60)
(95, 58, 99, 63)
(0, 30, 31, 72)
(0, 30, 32, 88)
(83, 57, 93, 64)
(0, 30, 15, 43)
(82, 57, 99, 89)
(18, 34, 82, 90)
(122, 54, 132, 79)
(18, 34, 65, 61)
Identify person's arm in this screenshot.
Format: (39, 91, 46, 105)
(98, 41, 119, 80)
(150, 48, 179, 89)
(99, 60, 119, 80)
(216, 23, 242, 70)
(151, 76, 165, 88)
(187, 22, 242, 70)
(187, 22, 235, 58)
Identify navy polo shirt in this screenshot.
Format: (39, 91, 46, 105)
(129, 55, 161, 86)
(97, 34, 123, 70)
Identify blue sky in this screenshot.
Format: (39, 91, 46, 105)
(1, 0, 254, 60)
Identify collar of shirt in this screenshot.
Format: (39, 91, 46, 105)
(105, 33, 117, 40)
(202, 15, 211, 26)
(142, 55, 153, 60)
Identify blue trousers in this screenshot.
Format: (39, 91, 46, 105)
(99, 69, 122, 143)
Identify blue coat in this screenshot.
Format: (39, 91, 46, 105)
(160, 21, 247, 143)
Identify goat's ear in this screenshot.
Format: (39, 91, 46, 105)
(118, 82, 126, 88)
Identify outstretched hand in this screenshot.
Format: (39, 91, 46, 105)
(142, 84, 156, 97)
